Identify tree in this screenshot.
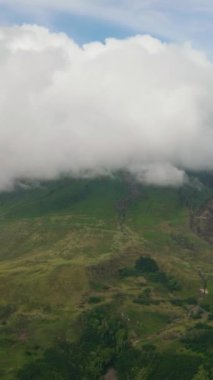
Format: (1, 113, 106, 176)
(192, 365, 209, 380)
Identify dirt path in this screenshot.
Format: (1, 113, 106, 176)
(104, 368, 118, 380)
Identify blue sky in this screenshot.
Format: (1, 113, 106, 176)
(0, 1, 213, 52)
(0, 3, 133, 43)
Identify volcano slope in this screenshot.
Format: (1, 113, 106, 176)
(0, 174, 212, 380)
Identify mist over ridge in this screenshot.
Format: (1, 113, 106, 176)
(1, 25, 213, 190)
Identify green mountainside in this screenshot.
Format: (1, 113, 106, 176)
(0, 174, 213, 380)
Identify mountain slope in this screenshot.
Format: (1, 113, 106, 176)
(0, 174, 213, 380)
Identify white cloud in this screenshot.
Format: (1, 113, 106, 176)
(0, 25, 213, 189)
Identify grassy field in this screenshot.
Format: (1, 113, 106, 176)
(0, 174, 212, 379)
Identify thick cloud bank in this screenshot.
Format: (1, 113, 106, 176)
(0, 25, 213, 189)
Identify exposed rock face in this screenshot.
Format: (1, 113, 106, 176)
(192, 198, 213, 244)
(116, 174, 141, 228)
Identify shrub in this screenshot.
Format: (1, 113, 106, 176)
(88, 295, 103, 304)
(135, 256, 159, 273)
